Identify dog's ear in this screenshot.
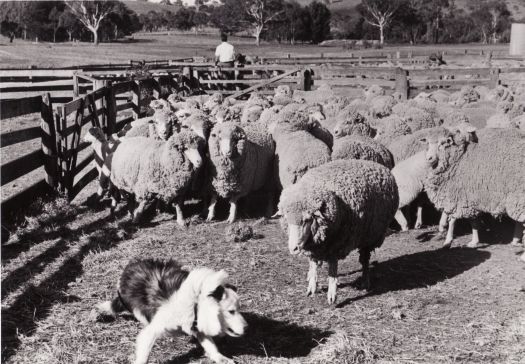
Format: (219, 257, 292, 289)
(209, 285, 225, 301)
(224, 283, 238, 292)
(201, 270, 229, 297)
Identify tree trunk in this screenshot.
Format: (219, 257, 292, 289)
(68, 30, 72, 42)
(254, 24, 263, 46)
(88, 25, 99, 45)
(53, 28, 57, 43)
(379, 23, 384, 44)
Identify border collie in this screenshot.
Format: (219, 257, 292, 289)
(97, 259, 247, 364)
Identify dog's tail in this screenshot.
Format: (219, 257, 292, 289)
(97, 292, 128, 316)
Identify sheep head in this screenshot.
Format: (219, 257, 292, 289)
(181, 114, 212, 141)
(153, 109, 176, 140)
(167, 130, 204, 169)
(202, 93, 224, 113)
(422, 123, 477, 173)
(84, 127, 107, 144)
(209, 123, 247, 160)
(279, 185, 341, 255)
(333, 107, 370, 139)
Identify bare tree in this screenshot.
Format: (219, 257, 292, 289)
(361, 0, 401, 45)
(64, 1, 115, 45)
(245, 0, 284, 46)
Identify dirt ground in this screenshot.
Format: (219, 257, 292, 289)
(2, 185, 524, 364)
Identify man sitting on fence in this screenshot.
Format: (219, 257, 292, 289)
(215, 33, 236, 88)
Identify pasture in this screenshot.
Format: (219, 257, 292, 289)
(2, 33, 525, 364)
(0, 32, 511, 69)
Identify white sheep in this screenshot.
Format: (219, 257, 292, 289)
(279, 159, 399, 304)
(332, 134, 394, 169)
(206, 122, 275, 223)
(423, 126, 525, 251)
(108, 130, 204, 225)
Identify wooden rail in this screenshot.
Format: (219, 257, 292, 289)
(1, 94, 57, 221)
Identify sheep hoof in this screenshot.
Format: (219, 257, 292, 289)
(467, 241, 481, 249)
(434, 230, 446, 240)
(227, 217, 236, 224)
(442, 239, 453, 249)
(510, 240, 524, 248)
(176, 219, 186, 228)
(414, 222, 423, 229)
(306, 283, 317, 296)
(326, 291, 337, 305)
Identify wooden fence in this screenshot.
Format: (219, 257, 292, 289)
(1, 94, 57, 219)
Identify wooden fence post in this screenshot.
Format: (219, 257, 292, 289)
(301, 69, 312, 91)
(132, 80, 142, 120)
(395, 67, 409, 100)
(105, 83, 117, 135)
(40, 93, 58, 190)
(73, 72, 79, 97)
(489, 68, 500, 88)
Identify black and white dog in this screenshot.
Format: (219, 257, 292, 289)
(97, 259, 247, 364)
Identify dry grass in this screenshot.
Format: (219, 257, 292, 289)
(2, 181, 525, 364)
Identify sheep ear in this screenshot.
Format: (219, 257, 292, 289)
(209, 285, 225, 301)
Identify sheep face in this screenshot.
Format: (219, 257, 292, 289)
(306, 105, 325, 123)
(287, 213, 314, 255)
(209, 124, 246, 159)
(153, 110, 176, 140)
(169, 131, 204, 169)
(181, 115, 212, 141)
(203, 94, 223, 112)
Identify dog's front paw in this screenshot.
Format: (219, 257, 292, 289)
(211, 354, 235, 364)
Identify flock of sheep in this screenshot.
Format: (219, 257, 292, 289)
(84, 80, 525, 304)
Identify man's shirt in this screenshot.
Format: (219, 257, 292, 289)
(215, 42, 235, 63)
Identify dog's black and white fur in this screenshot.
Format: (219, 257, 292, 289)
(97, 259, 247, 364)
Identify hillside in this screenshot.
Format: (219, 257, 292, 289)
(123, 0, 180, 15)
(295, 0, 525, 18)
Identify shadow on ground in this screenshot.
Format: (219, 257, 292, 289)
(165, 312, 333, 363)
(336, 247, 491, 308)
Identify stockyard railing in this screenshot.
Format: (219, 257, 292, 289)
(1, 94, 57, 220)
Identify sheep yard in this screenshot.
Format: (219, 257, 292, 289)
(2, 190, 525, 364)
(2, 33, 525, 364)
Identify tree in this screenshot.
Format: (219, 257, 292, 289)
(49, 6, 63, 43)
(245, 0, 285, 46)
(65, 1, 117, 45)
(59, 9, 80, 41)
(210, 0, 246, 34)
(308, 1, 330, 44)
(359, 0, 402, 44)
(173, 8, 195, 31)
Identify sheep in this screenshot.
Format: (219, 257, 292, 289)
(278, 159, 399, 304)
(392, 103, 439, 131)
(270, 111, 331, 190)
(206, 122, 275, 223)
(279, 102, 333, 148)
(257, 105, 283, 127)
(321, 96, 353, 118)
(369, 95, 396, 118)
(486, 102, 525, 129)
(273, 85, 293, 106)
(202, 93, 224, 113)
(332, 134, 394, 169)
(108, 130, 204, 225)
(293, 84, 336, 104)
(214, 103, 243, 124)
(332, 105, 374, 139)
(449, 86, 480, 107)
(374, 114, 412, 145)
(431, 90, 451, 103)
(423, 127, 525, 250)
(388, 126, 453, 163)
(122, 108, 177, 140)
(363, 85, 385, 101)
(486, 85, 514, 103)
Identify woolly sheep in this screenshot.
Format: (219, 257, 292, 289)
(108, 130, 204, 225)
(321, 96, 352, 118)
(486, 102, 524, 129)
(278, 159, 399, 304)
(431, 90, 452, 103)
(279, 103, 333, 148)
(423, 127, 525, 250)
(123, 109, 176, 140)
(273, 85, 293, 106)
(213, 103, 243, 124)
(206, 122, 275, 223)
(369, 95, 396, 118)
(449, 86, 480, 107)
(388, 126, 452, 163)
(202, 93, 224, 113)
(486, 85, 514, 103)
(257, 105, 283, 126)
(270, 112, 331, 190)
(392, 103, 438, 131)
(374, 114, 412, 145)
(332, 105, 374, 139)
(332, 134, 394, 169)
(364, 85, 385, 101)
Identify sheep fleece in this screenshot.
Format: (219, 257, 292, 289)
(425, 128, 525, 221)
(279, 159, 399, 261)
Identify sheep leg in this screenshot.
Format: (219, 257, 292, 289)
(443, 217, 457, 248)
(358, 248, 371, 291)
(510, 222, 524, 247)
(227, 197, 239, 224)
(306, 259, 319, 296)
(438, 212, 449, 237)
(206, 195, 218, 222)
(327, 259, 338, 305)
(395, 210, 409, 232)
(174, 203, 185, 227)
(414, 205, 423, 229)
(467, 218, 481, 248)
(132, 200, 148, 224)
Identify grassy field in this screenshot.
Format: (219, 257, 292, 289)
(2, 185, 525, 363)
(0, 32, 511, 69)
